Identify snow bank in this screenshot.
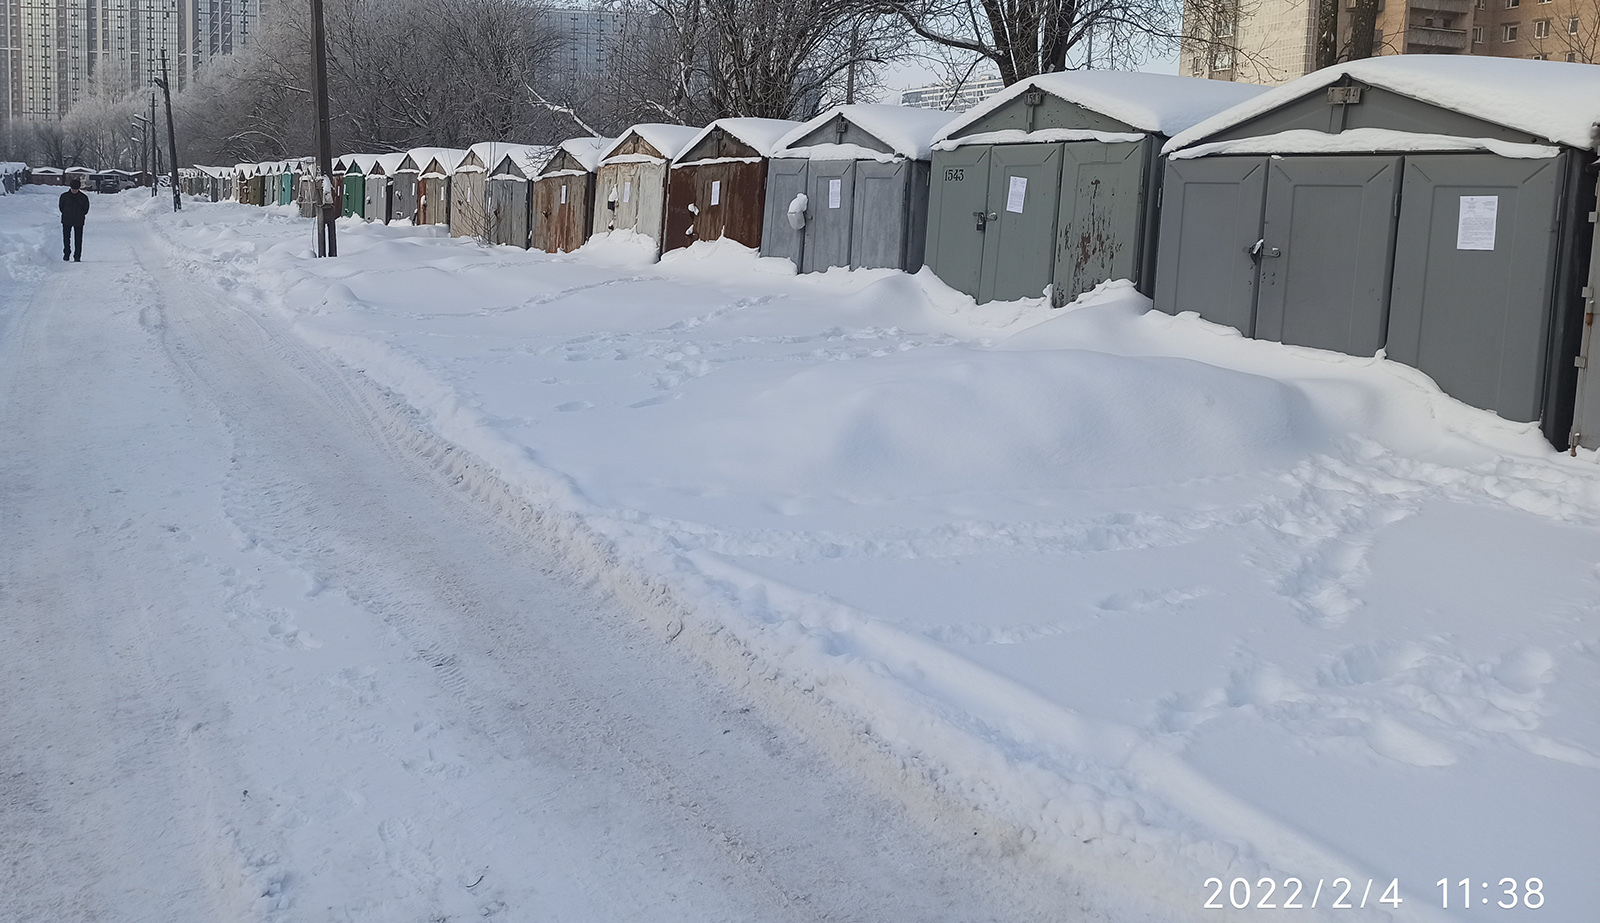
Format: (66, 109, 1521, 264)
(128, 192, 1600, 923)
(686, 348, 1322, 497)
(0, 187, 56, 282)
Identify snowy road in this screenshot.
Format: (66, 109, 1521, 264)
(0, 201, 1097, 921)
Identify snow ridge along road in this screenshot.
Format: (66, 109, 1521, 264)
(0, 192, 1110, 920)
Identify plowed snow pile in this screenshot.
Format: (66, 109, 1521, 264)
(123, 192, 1598, 922)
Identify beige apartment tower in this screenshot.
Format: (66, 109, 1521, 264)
(1184, 0, 1596, 85)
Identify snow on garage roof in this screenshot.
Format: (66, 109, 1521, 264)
(459, 142, 551, 174)
(676, 118, 803, 163)
(487, 144, 556, 177)
(600, 124, 702, 164)
(401, 147, 468, 173)
(1166, 56, 1600, 154)
(369, 153, 408, 175)
(1169, 127, 1561, 161)
(934, 70, 1270, 145)
(557, 137, 615, 173)
(336, 153, 384, 174)
(775, 105, 960, 161)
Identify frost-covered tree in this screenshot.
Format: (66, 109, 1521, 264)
(171, 0, 565, 163)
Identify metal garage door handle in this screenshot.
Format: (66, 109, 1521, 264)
(1245, 239, 1283, 259)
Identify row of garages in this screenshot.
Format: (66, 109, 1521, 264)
(203, 57, 1600, 452)
(23, 166, 150, 193)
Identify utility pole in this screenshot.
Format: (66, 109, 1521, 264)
(309, 0, 337, 256)
(156, 50, 181, 211)
(149, 95, 158, 197)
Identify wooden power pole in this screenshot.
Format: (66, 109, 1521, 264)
(156, 50, 181, 211)
(309, 0, 337, 256)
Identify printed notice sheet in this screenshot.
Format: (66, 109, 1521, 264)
(1457, 195, 1498, 251)
(1006, 176, 1027, 213)
(828, 178, 842, 209)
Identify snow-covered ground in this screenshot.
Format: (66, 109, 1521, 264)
(0, 189, 1102, 923)
(4, 186, 1596, 921)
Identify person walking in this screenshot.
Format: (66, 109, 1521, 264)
(59, 178, 90, 262)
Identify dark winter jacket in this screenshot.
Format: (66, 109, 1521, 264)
(59, 189, 90, 225)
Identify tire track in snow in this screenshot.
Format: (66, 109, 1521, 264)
(129, 220, 1110, 922)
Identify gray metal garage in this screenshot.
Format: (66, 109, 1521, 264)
(761, 105, 955, 274)
(925, 71, 1265, 306)
(1157, 56, 1600, 449)
(483, 145, 554, 249)
(364, 154, 407, 223)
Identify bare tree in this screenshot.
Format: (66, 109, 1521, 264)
(582, 0, 902, 128)
(172, 0, 565, 164)
(882, 0, 1181, 86)
(57, 70, 145, 168)
(1529, 2, 1600, 62)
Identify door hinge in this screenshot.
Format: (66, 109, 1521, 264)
(1578, 356, 1589, 369)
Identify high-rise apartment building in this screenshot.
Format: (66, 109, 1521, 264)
(1, 0, 259, 125)
(899, 74, 1007, 111)
(538, 7, 626, 97)
(1183, 0, 1595, 85)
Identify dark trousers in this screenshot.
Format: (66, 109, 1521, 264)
(62, 221, 83, 260)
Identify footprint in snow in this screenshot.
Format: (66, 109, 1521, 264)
(556, 400, 593, 412)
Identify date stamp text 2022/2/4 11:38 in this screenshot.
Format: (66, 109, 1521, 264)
(1202, 877, 1547, 911)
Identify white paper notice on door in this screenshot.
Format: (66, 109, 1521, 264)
(828, 178, 842, 209)
(711, 180, 722, 205)
(560, 184, 567, 204)
(1457, 195, 1498, 250)
(623, 180, 631, 203)
(1005, 175, 1027, 213)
